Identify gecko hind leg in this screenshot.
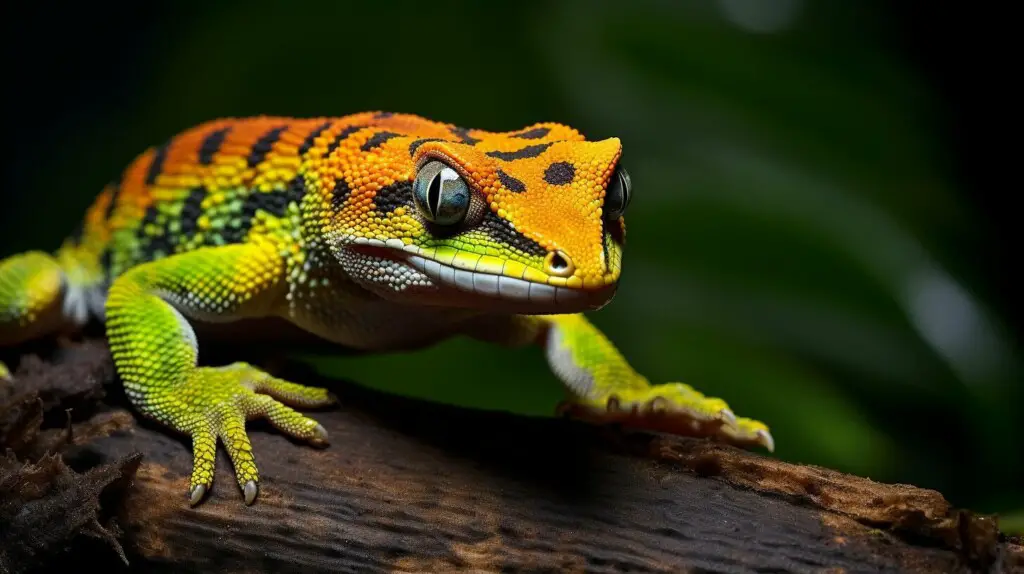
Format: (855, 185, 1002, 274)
(0, 251, 80, 380)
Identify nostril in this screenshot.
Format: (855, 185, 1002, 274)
(544, 250, 575, 277)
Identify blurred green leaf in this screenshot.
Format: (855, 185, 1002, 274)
(1002, 510, 1024, 536)
(297, 338, 563, 418)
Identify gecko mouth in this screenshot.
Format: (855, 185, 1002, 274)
(346, 240, 617, 313)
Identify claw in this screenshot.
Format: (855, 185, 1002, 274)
(757, 429, 775, 452)
(189, 484, 207, 507)
(311, 423, 329, 445)
(718, 408, 738, 428)
(243, 480, 258, 505)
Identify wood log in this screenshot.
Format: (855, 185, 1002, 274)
(2, 339, 1022, 573)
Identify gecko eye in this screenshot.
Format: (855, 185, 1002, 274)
(604, 165, 631, 221)
(413, 160, 471, 226)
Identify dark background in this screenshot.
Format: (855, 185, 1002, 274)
(2, 1, 1019, 529)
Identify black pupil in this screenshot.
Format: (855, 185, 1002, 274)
(550, 252, 569, 270)
(618, 171, 629, 209)
(607, 173, 624, 215)
(427, 172, 442, 217)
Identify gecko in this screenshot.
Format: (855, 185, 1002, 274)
(0, 112, 773, 506)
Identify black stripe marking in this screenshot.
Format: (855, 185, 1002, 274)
(408, 137, 444, 156)
(179, 186, 209, 237)
(324, 125, 366, 156)
(247, 125, 288, 168)
(372, 181, 412, 214)
(450, 126, 481, 145)
(298, 121, 332, 156)
(276, 174, 308, 217)
(360, 131, 400, 152)
(104, 180, 122, 220)
(543, 162, 575, 185)
(486, 143, 552, 161)
(480, 211, 546, 257)
(243, 177, 305, 219)
(145, 142, 170, 185)
(224, 176, 308, 243)
(137, 204, 173, 261)
(373, 111, 394, 119)
(330, 177, 351, 211)
(510, 127, 550, 139)
(496, 170, 526, 193)
(138, 204, 160, 232)
(198, 127, 231, 165)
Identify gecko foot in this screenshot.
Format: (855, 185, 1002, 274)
(556, 382, 774, 452)
(178, 362, 335, 506)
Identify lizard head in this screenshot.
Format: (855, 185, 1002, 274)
(324, 114, 630, 314)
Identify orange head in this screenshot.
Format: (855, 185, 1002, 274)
(322, 114, 631, 314)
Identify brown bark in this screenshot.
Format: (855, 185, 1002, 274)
(1, 338, 1022, 574)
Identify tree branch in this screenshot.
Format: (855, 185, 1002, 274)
(2, 339, 1021, 573)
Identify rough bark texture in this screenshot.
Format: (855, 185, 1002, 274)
(1, 338, 1021, 574)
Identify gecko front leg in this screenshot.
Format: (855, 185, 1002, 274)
(105, 241, 335, 505)
(469, 314, 774, 451)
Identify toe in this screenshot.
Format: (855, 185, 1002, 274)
(216, 410, 260, 501)
(718, 417, 776, 451)
(249, 393, 330, 445)
(188, 424, 217, 506)
(254, 375, 335, 408)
